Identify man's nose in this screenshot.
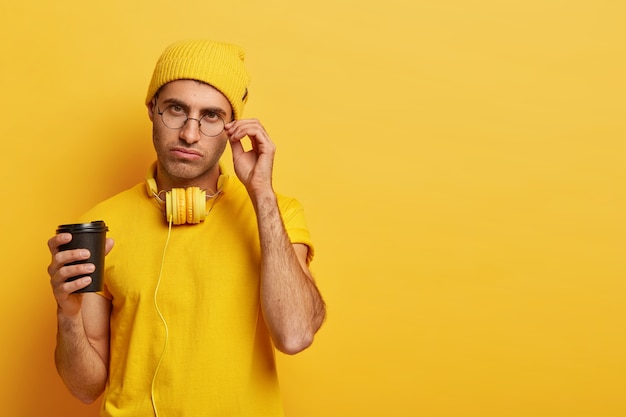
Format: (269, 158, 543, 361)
(179, 117, 202, 143)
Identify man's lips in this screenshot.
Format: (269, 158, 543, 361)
(170, 147, 202, 159)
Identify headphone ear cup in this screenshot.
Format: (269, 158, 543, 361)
(196, 188, 207, 223)
(176, 188, 187, 225)
(165, 189, 174, 223)
(191, 187, 206, 224)
(166, 188, 187, 225)
(186, 187, 194, 224)
(184, 187, 207, 224)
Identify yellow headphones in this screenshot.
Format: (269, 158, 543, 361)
(145, 162, 212, 225)
(145, 176, 207, 225)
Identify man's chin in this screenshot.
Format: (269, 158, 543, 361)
(159, 160, 219, 185)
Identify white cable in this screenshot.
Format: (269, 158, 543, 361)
(151, 215, 173, 417)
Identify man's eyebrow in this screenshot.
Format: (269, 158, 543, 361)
(161, 98, 229, 117)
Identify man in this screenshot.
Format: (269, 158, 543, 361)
(46, 39, 326, 416)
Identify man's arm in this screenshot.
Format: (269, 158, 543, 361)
(227, 119, 327, 354)
(254, 192, 326, 354)
(55, 294, 111, 403)
(48, 234, 113, 403)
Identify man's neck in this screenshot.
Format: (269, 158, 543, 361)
(155, 164, 221, 192)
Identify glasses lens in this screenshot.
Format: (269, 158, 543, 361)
(161, 106, 187, 129)
(199, 114, 225, 137)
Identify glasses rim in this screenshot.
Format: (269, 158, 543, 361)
(156, 104, 226, 137)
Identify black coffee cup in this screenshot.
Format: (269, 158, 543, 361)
(56, 220, 108, 293)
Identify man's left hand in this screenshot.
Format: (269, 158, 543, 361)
(226, 119, 276, 196)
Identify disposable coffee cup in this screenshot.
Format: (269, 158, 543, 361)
(56, 220, 108, 293)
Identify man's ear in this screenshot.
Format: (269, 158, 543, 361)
(147, 100, 155, 122)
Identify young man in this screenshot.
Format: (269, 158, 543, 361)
(47, 39, 326, 416)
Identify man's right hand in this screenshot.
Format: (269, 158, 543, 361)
(47, 233, 114, 316)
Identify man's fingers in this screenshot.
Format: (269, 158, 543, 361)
(226, 119, 270, 143)
(105, 238, 115, 255)
(48, 233, 72, 255)
(58, 276, 92, 295)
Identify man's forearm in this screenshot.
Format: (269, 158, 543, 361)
(55, 312, 108, 404)
(253, 191, 326, 354)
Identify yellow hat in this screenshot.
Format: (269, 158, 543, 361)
(145, 39, 250, 120)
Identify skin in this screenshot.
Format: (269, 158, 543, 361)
(47, 79, 326, 403)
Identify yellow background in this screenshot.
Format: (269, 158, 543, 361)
(1, 0, 624, 416)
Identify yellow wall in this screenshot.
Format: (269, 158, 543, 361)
(1, 1, 624, 416)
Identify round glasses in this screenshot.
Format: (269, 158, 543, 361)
(157, 104, 226, 137)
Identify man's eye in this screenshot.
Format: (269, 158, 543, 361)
(168, 105, 185, 115)
(202, 112, 221, 121)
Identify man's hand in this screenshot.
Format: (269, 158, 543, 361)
(48, 233, 114, 403)
(226, 119, 276, 197)
(47, 234, 114, 316)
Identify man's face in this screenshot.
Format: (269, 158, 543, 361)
(148, 79, 233, 189)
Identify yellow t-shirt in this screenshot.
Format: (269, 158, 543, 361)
(80, 172, 313, 417)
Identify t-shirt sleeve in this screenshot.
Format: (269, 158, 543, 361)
(278, 195, 315, 265)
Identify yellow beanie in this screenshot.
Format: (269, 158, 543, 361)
(145, 39, 250, 120)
